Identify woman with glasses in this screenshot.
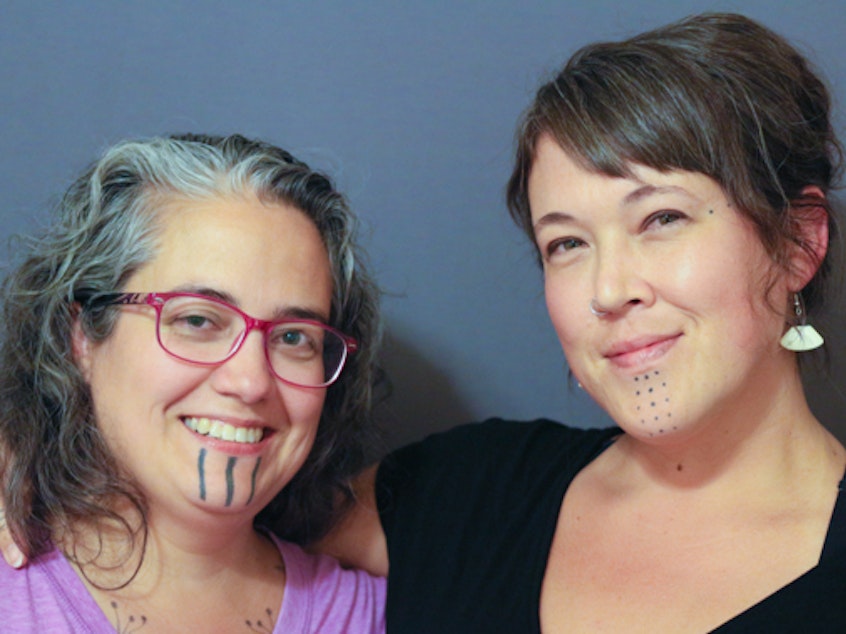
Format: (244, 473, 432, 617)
(0, 133, 384, 632)
(4, 12, 846, 634)
(318, 13, 846, 633)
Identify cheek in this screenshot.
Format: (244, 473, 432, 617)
(256, 389, 326, 493)
(683, 251, 778, 341)
(281, 387, 327, 435)
(544, 274, 598, 387)
(90, 354, 213, 458)
(544, 275, 587, 348)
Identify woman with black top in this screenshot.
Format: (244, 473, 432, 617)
(3, 11, 846, 634)
(322, 12, 846, 633)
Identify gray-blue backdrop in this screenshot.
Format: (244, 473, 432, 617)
(2, 1, 844, 450)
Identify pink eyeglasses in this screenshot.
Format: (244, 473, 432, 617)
(76, 291, 357, 388)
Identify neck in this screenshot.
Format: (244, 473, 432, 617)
(61, 503, 288, 633)
(614, 365, 844, 494)
(63, 501, 278, 595)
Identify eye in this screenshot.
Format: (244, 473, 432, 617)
(646, 210, 686, 229)
(269, 323, 324, 358)
(169, 309, 226, 332)
(183, 314, 213, 329)
(160, 296, 238, 343)
(281, 330, 305, 346)
(544, 236, 586, 259)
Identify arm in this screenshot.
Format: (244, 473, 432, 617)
(311, 463, 389, 577)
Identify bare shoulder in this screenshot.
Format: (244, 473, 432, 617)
(310, 464, 388, 577)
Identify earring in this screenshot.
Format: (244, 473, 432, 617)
(779, 293, 824, 351)
(590, 299, 608, 317)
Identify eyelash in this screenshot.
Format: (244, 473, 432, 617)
(542, 210, 687, 260)
(544, 236, 585, 259)
(645, 210, 686, 229)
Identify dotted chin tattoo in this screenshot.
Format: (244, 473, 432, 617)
(634, 370, 676, 437)
(110, 601, 147, 633)
(245, 608, 275, 633)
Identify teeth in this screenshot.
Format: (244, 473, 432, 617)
(183, 417, 263, 444)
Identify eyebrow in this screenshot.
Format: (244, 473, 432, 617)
(532, 184, 692, 231)
(171, 284, 330, 323)
(622, 184, 689, 205)
(533, 211, 574, 232)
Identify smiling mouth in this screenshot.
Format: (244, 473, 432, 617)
(182, 417, 266, 444)
(606, 334, 681, 369)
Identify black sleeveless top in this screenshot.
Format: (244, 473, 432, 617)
(377, 419, 846, 633)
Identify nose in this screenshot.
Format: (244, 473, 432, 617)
(591, 241, 654, 316)
(210, 330, 275, 403)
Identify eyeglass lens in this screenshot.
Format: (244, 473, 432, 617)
(156, 295, 345, 386)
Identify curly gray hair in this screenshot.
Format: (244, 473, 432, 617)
(0, 133, 383, 564)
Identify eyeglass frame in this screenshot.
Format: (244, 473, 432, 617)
(73, 290, 358, 388)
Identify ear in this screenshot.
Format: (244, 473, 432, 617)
(787, 185, 829, 291)
(71, 310, 94, 382)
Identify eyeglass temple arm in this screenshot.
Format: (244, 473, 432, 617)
(72, 290, 148, 308)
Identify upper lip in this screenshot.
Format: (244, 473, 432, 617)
(602, 333, 680, 358)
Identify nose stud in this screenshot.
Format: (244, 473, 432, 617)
(590, 299, 608, 317)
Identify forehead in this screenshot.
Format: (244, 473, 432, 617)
(528, 135, 726, 214)
(132, 194, 333, 316)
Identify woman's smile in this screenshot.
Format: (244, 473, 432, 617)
(603, 333, 682, 371)
(182, 416, 268, 444)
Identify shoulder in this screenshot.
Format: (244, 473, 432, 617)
(374, 420, 618, 631)
(273, 538, 385, 634)
(376, 418, 619, 530)
(715, 482, 846, 632)
(0, 547, 109, 632)
(409, 417, 614, 448)
(380, 418, 618, 481)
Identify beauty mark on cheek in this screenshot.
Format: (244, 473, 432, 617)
(633, 371, 677, 437)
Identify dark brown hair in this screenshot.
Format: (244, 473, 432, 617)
(507, 12, 842, 316)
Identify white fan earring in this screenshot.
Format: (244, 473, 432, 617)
(779, 293, 824, 351)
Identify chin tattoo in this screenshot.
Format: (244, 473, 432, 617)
(633, 370, 676, 436)
(196, 449, 262, 507)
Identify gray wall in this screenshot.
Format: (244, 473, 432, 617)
(2, 1, 844, 451)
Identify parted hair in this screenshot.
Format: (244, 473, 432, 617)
(507, 12, 843, 318)
(0, 133, 382, 562)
